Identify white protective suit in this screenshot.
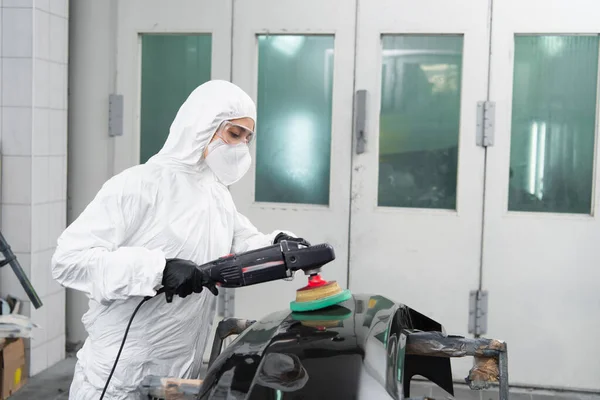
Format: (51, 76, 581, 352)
(52, 80, 290, 399)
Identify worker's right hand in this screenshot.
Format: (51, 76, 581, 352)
(274, 233, 311, 247)
(162, 259, 219, 299)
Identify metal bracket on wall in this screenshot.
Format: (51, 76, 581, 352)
(476, 101, 495, 147)
(468, 289, 488, 336)
(108, 94, 124, 137)
(218, 288, 235, 318)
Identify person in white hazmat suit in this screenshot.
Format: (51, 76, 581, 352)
(51, 80, 306, 399)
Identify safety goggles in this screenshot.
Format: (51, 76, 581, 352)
(214, 121, 255, 145)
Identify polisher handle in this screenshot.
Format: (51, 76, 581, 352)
(281, 242, 336, 273)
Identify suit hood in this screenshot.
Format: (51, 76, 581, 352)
(147, 80, 256, 172)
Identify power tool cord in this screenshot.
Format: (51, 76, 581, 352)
(99, 294, 153, 399)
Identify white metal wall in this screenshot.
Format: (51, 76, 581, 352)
(66, 0, 600, 391)
(66, 0, 119, 345)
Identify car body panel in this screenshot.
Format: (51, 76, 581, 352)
(197, 293, 454, 399)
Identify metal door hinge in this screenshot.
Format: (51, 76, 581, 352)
(468, 290, 488, 336)
(218, 288, 235, 318)
(108, 94, 124, 137)
(476, 101, 495, 147)
(354, 89, 367, 154)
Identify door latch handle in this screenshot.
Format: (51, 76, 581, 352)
(354, 89, 367, 154)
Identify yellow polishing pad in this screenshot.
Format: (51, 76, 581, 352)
(294, 281, 344, 303)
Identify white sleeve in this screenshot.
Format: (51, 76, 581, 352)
(51, 172, 166, 305)
(231, 211, 295, 254)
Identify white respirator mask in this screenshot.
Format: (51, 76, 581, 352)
(204, 139, 251, 186)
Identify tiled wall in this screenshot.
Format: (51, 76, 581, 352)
(0, 0, 69, 377)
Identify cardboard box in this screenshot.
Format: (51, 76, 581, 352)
(0, 338, 27, 399)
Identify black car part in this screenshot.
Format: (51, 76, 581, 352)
(198, 294, 510, 400)
(0, 230, 43, 308)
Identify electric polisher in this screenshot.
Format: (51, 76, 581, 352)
(190, 240, 351, 312)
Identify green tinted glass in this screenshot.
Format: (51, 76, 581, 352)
(378, 35, 463, 209)
(509, 35, 599, 214)
(255, 35, 334, 205)
(140, 34, 212, 163)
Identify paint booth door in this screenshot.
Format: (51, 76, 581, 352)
(349, 0, 491, 381)
(113, 0, 233, 173)
(112, 1, 236, 356)
(482, 0, 600, 390)
(229, 0, 356, 319)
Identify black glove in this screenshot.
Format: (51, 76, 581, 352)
(274, 233, 311, 247)
(162, 259, 219, 301)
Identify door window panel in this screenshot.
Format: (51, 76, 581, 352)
(255, 35, 334, 205)
(508, 35, 599, 214)
(378, 35, 464, 209)
(140, 34, 212, 163)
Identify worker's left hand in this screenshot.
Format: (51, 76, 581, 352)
(274, 233, 311, 247)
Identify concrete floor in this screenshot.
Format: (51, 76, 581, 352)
(8, 356, 600, 400)
(8, 356, 208, 400)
